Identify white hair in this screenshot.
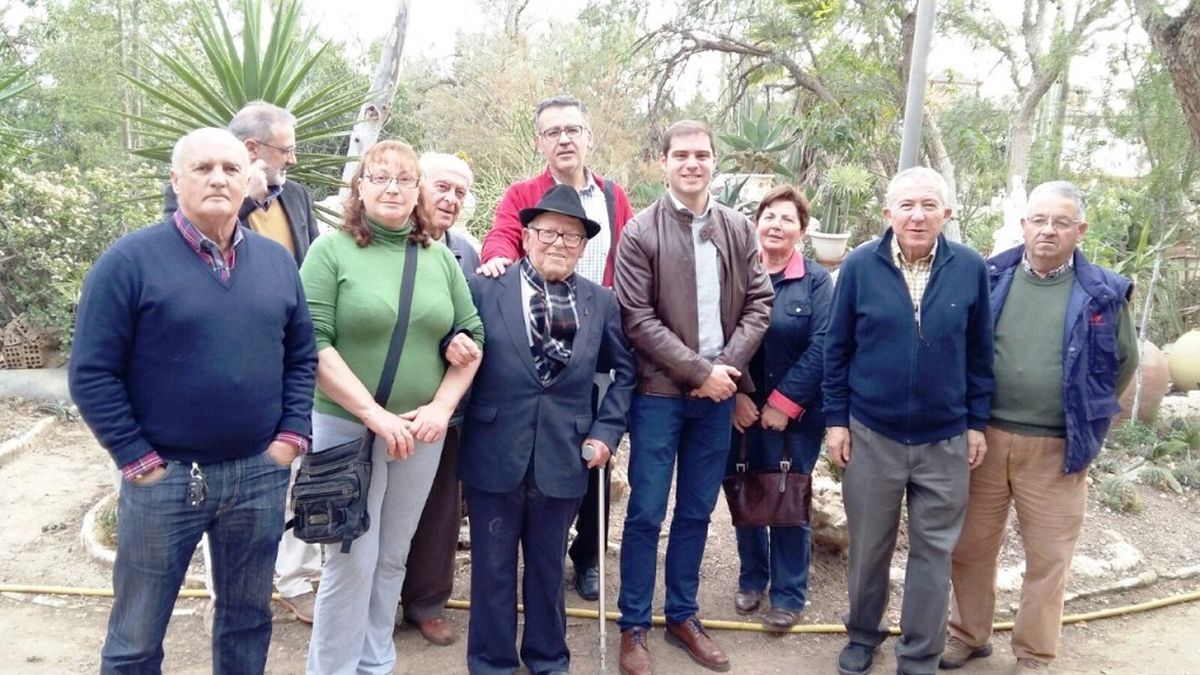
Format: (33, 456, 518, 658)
(1028, 180, 1086, 221)
(418, 152, 474, 186)
(884, 166, 951, 207)
(171, 128, 249, 173)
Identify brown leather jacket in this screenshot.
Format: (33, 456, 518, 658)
(613, 195, 773, 396)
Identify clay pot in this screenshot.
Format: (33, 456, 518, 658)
(1166, 329, 1200, 392)
(1115, 341, 1171, 424)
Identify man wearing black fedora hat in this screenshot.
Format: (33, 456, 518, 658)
(458, 184, 636, 674)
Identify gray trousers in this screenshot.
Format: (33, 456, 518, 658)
(843, 417, 970, 675)
(307, 412, 445, 675)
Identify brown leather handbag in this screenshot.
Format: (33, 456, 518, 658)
(722, 431, 812, 527)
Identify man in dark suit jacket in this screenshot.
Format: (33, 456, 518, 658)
(163, 101, 320, 267)
(163, 102, 322, 625)
(459, 185, 636, 675)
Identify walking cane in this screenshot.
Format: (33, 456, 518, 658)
(583, 442, 607, 673)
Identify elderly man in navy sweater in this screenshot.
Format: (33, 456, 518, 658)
(70, 127, 317, 674)
(823, 167, 994, 675)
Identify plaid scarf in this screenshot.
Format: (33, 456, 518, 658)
(521, 258, 578, 383)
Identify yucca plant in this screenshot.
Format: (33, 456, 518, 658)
(816, 163, 873, 235)
(0, 63, 35, 166)
(122, 0, 370, 189)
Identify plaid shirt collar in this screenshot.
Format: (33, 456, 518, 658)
(891, 235, 938, 269)
(552, 168, 599, 194)
(173, 211, 244, 278)
(255, 183, 284, 210)
(1021, 253, 1073, 279)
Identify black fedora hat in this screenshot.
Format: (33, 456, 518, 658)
(518, 184, 601, 239)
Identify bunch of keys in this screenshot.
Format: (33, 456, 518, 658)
(187, 462, 209, 507)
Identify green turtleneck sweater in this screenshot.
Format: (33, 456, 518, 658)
(299, 220, 484, 421)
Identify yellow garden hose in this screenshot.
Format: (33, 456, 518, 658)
(2, 583, 1198, 635)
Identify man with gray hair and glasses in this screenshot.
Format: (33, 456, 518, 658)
(478, 94, 635, 602)
(942, 180, 1137, 674)
(166, 100, 320, 267)
(164, 101, 323, 625)
(823, 166, 994, 675)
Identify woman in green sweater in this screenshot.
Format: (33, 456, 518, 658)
(302, 140, 484, 674)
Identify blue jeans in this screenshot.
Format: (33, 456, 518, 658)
(101, 452, 289, 674)
(726, 425, 822, 612)
(617, 394, 734, 630)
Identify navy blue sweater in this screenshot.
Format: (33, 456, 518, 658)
(823, 230, 994, 444)
(69, 220, 317, 467)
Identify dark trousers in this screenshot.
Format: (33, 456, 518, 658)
(465, 477, 582, 675)
(568, 376, 610, 570)
(401, 424, 461, 622)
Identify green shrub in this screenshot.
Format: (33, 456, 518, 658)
(1139, 465, 1184, 494)
(0, 165, 159, 350)
(1173, 460, 1200, 489)
(1098, 477, 1142, 514)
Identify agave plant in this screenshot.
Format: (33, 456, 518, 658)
(718, 107, 795, 179)
(0, 63, 35, 165)
(122, 0, 370, 188)
(815, 163, 873, 235)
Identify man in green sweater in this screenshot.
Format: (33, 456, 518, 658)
(943, 181, 1138, 674)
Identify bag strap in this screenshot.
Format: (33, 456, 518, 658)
(372, 240, 420, 406)
(778, 431, 793, 472)
(734, 433, 749, 473)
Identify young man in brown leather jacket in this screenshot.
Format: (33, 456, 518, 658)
(612, 119, 773, 675)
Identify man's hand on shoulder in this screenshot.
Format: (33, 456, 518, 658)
(477, 257, 513, 279)
(689, 364, 741, 402)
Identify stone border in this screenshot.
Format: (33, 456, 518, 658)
(81, 491, 207, 588)
(0, 415, 56, 469)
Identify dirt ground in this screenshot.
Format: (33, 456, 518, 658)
(1, 397, 1199, 674)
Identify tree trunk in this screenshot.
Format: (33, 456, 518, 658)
(922, 111, 961, 241)
(338, 0, 410, 196)
(1134, 0, 1200, 151)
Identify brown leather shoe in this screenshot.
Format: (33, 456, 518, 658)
(619, 627, 652, 675)
(665, 616, 730, 672)
(413, 616, 457, 646)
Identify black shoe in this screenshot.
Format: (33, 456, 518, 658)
(574, 565, 600, 601)
(837, 642, 876, 675)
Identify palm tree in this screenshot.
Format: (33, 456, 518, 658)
(0, 63, 35, 168)
(122, 0, 370, 189)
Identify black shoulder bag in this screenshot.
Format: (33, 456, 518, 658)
(722, 431, 812, 528)
(288, 240, 419, 553)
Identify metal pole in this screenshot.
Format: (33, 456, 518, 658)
(898, 0, 937, 170)
(597, 463, 608, 673)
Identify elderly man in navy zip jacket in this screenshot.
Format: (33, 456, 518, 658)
(823, 167, 994, 675)
(943, 181, 1137, 674)
(458, 185, 636, 675)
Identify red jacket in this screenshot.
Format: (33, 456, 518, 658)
(481, 167, 634, 287)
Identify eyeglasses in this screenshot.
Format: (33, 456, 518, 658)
(530, 227, 585, 249)
(1026, 216, 1079, 230)
(537, 125, 586, 141)
(255, 139, 297, 156)
(364, 173, 420, 189)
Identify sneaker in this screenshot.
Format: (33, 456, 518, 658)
(939, 636, 992, 669)
(278, 591, 316, 624)
(1015, 658, 1050, 673)
(837, 641, 876, 675)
